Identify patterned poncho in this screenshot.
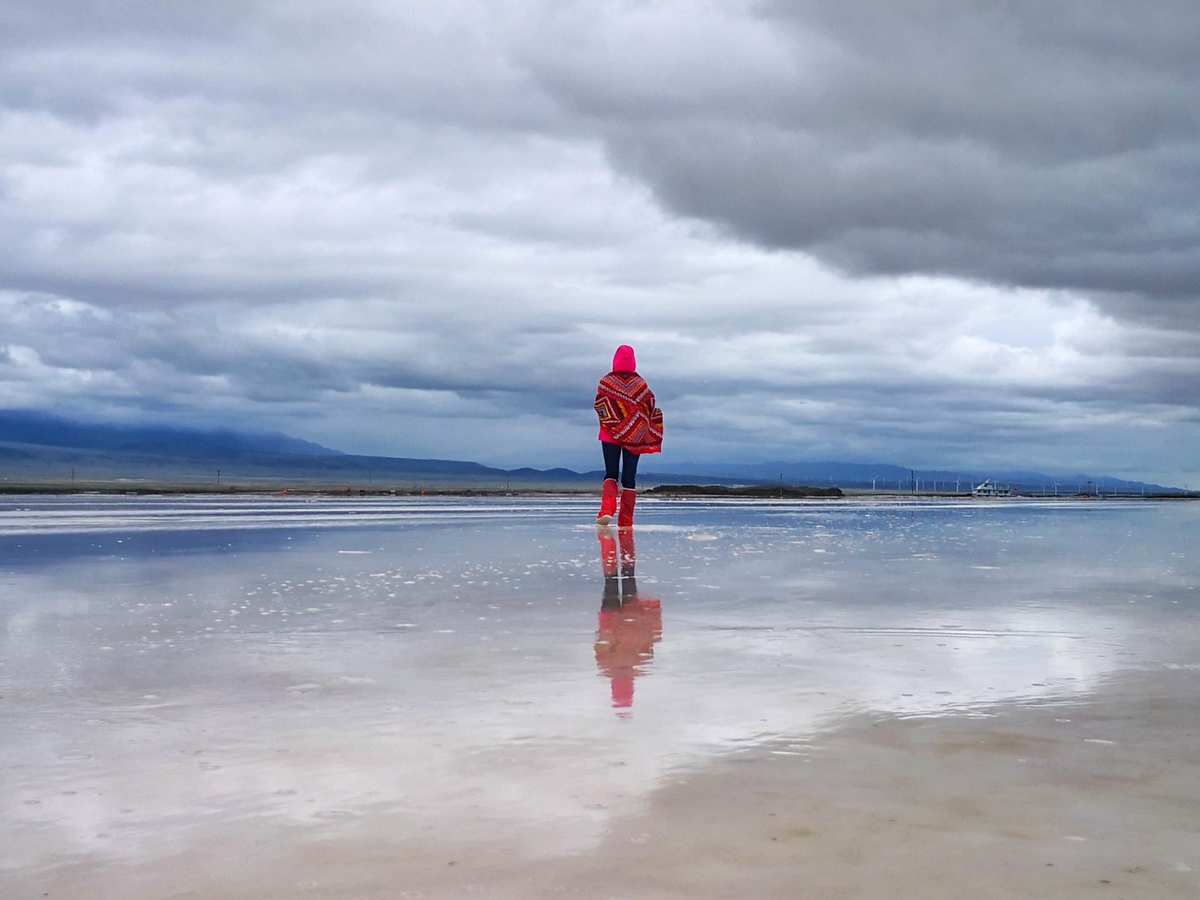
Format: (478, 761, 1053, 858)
(594, 372, 664, 455)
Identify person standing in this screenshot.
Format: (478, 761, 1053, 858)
(593, 345, 663, 527)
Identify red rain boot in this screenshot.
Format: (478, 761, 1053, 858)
(618, 489, 637, 529)
(619, 529, 636, 577)
(596, 478, 618, 524)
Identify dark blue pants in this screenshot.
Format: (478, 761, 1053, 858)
(602, 442, 639, 489)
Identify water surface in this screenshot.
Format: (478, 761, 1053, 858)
(2, 496, 1197, 883)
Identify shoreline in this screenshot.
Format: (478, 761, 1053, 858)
(1, 482, 1196, 500)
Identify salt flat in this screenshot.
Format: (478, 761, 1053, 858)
(1, 496, 1197, 898)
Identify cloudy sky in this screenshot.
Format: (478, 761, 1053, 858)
(2, 1, 1198, 484)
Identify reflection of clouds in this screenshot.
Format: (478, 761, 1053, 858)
(2, 501, 1197, 871)
(1, 677, 683, 866)
(658, 610, 1115, 753)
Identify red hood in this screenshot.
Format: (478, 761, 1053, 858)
(612, 345, 637, 373)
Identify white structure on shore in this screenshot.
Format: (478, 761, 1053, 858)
(972, 479, 1013, 497)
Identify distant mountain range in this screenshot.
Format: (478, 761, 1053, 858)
(0, 410, 335, 458)
(0, 410, 650, 488)
(0, 409, 1190, 494)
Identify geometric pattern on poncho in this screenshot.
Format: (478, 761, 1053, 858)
(595, 372, 664, 454)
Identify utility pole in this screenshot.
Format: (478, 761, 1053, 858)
(217, 469, 221, 485)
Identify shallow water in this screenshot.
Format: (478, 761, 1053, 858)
(1, 496, 1198, 886)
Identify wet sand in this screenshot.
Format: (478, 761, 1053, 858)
(14, 671, 1198, 900)
(2, 496, 1198, 898)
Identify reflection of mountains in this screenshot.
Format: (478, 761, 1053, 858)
(0, 511, 325, 569)
(595, 527, 662, 712)
(0, 497, 530, 538)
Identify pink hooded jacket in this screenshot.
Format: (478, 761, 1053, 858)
(598, 345, 637, 443)
(596, 345, 662, 453)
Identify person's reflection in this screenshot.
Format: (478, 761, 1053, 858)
(595, 527, 662, 713)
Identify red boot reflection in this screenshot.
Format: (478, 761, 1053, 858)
(595, 527, 662, 713)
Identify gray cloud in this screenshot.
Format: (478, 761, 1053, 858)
(1, 1, 1198, 485)
(524, 1, 1200, 316)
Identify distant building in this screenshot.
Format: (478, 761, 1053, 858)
(972, 479, 1013, 497)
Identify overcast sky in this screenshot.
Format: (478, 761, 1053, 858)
(2, 1, 1198, 484)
